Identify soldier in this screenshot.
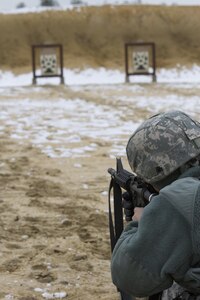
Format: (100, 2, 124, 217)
(111, 110, 200, 300)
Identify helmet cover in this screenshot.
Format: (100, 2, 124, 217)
(126, 110, 200, 184)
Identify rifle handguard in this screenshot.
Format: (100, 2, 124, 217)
(108, 167, 133, 191)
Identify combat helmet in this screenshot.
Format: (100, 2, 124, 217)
(126, 110, 200, 186)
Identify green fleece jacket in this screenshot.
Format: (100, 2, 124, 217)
(111, 167, 200, 297)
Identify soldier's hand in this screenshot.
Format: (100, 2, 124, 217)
(122, 192, 134, 221)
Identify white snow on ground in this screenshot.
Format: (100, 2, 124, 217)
(1, 65, 200, 87)
(0, 96, 139, 158)
(0, 66, 200, 158)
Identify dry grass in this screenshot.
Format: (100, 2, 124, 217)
(1, 5, 200, 70)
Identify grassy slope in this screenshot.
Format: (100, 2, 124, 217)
(0, 5, 200, 71)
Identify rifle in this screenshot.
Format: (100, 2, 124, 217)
(107, 157, 159, 300)
(108, 157, 156, 220)
(108, 157, 156, 246)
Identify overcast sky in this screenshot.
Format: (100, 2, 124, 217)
(0, 0, 199, 10)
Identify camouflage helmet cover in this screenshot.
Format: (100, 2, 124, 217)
(126, 110, 200, 185)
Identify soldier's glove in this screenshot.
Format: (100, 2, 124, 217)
(122, 191, 134, 222)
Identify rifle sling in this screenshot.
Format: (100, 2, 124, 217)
(108, 178, 124, 252)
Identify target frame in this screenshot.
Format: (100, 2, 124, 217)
(32, 44, 64, 84)
(124, 42, 156, 83)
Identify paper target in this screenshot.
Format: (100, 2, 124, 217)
(132, 51, 149, 72)
(40, 54, 58, 75)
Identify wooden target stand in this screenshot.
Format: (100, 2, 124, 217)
(32, 44, 64, 84)
(125, 42, 156, 83)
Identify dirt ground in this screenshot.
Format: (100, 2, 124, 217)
(0, 84, 118, 300)
(0, 81, 200, 300)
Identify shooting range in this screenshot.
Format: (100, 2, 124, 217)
(0, 2, 199, 299)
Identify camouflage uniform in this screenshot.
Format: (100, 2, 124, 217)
(111, 111, 200, 300)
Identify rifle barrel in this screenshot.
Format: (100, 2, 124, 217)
(107, 168, 116, 176)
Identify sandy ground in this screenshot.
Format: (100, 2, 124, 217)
(0, 81, 199, 300)
(0, 84, 118, 300)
